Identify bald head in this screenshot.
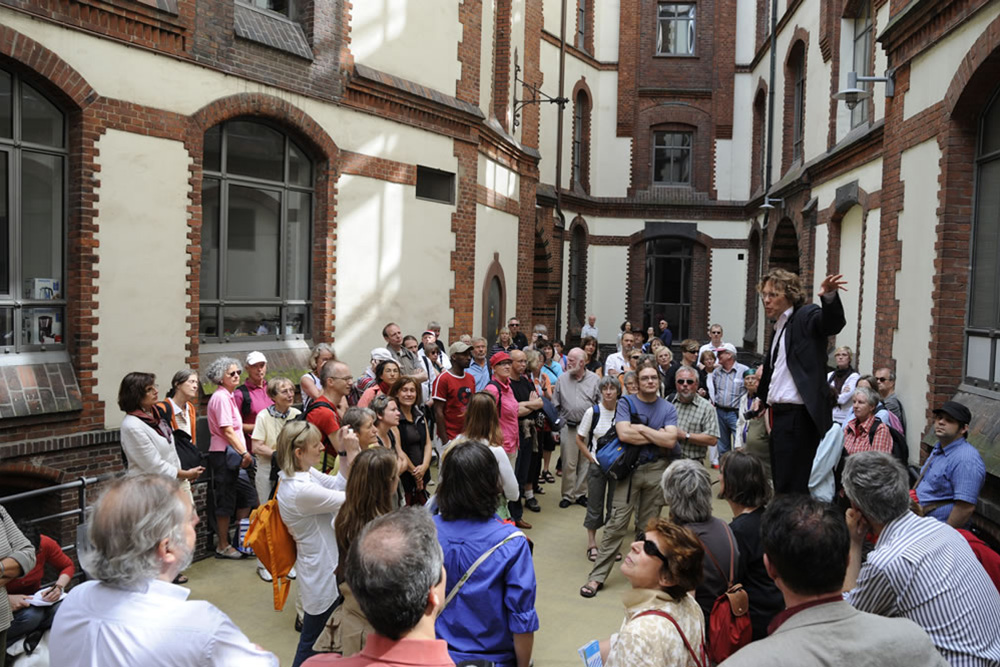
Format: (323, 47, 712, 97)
(510, 349, 527, 379)
(567, 347, 587, 378)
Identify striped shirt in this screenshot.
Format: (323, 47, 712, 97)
(712, 362, 748, 408)
(845, 511, 1000, 666)
(0, 505, 37, 631)
(670, 393, 720, 461)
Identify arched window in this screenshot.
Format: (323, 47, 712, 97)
(966, 87, 1000, 390)
(572, 91, 590, 192)
(0, 67, 67, 352)
(789, 42, 806, 162)
(199, 119, 314, 342)
(645, 237, 693, 340)
(568, 224, 587, 331)
(850, 0, 873, 128)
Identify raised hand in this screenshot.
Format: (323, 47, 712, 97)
(818, 274, 848, 296)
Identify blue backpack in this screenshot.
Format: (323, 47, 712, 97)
(595, 396, 643, 480)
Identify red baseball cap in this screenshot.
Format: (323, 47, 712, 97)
(490, 351, 512, 367)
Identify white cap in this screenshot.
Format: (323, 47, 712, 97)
(718, 343, 737, 356)
(246, 351, 267, 366)
(370, 347, 394, 362)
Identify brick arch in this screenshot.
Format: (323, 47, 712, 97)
(481, 253, 507, 347)
(769, 217, 801, 274)
(636, 103, 713, 194)
(0, 26, 97, 110)
(186, 94, 341, 363)
(751, 80, 769, 195)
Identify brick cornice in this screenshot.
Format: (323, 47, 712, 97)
(878, 0, 989, 62)
(340, 151, 416, 184)
(537, 186, 747, 220)
(541, 30, 618, 70)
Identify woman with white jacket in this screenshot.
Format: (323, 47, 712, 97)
(118, 372, 204, 497)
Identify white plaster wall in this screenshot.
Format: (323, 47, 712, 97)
(591, 72, 633, 197)
(589, 245, 630, 345)
(859, 208, 881, 373)
(595, 0, 621, 62)
(906, 2, 1000, 120)
(577, 216, 644, 236)
(812, 222, 829, 300)
(709, 248, 748, 344)
(725, 73, 754, 201)
(715, 140, 735, 201)
(895, 140, 942, 459)
(350, 1, 462, 97)
(93, 131, 191, 428)
(474, 204, 520, 339)
(811, 158, 883, 211)
(735, 0, 756, 64)
(696, 220, 751, 240)
(334, 175, 454, 373)
(480, 0, 497, 117)
(837, 205, 863, 354)
(480, 155, 520, 198)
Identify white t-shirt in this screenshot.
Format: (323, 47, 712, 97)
(577, 403, 617, 453)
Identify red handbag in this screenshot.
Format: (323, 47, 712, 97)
(699, 528, 752, 663)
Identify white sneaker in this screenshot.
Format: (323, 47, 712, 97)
(257, 565, 273, 582)
(288, 566, 297, 580)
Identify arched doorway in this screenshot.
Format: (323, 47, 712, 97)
(744, 229, 762, 350)
(769, 218, 800, 274)
(481, 254, 506, 350)
(567, 223, 587, 335)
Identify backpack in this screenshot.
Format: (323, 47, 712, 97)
(595, 396, 643, 480)
(869, 417, 909, 466)
(585, 404, 601, 450)
(154, 400, 203, 471)
(243, 482, 296, 611)
(235, 385, 253, 420)
(295, 399, 340, 472)
(699, 529, 752, 663)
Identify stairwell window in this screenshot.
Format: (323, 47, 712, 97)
(657, 4, 696, 56)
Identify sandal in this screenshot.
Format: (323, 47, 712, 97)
(616, 552, 623, 562)
(172, 573, 189, 585)
(542, 471, 556, 484)
(587, 547, 599, 562)
(580, 581, 604, 598)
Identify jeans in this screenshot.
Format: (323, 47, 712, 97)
(6, 604, 57, 645)
(716, 408, 739, 456)
(292, 598, 340, 667)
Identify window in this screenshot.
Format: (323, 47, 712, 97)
(0, 67, 67, 353)
(572, 91, 590, 191)
(851, 0, 873, 128)
(568, 225, 586, 330)
(791, 46, 805, 161)
(199, 120, 313, 342)
(416, 166, 455, 204)
(657, 4, 696, 56)
(645, 237, 693, 341)
(577, 0, 587, 50)
(653, 131, 692, 185)
(245, 0, 290, 17)
(966, 88, 1000, 390)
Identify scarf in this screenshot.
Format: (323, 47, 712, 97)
(129, 409, 172, 443)
(267, 404, 291, 420)
(831, 366, 855, 394)
(377, 381, 391, 395)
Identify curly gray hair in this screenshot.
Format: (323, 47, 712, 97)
(204, 356, 242, 385)
(661, 459, 713, 524)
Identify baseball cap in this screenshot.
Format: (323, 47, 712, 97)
(370, 347, 394, 362)
(448, 341, 473, 356)
(742, 367, 757, 378)
(933, 401, 972, 425)
(421, 330, 436, 339)
(718, 343, 737, 356)
(489, 351, 512, 367)
(246, 351, 267, 366)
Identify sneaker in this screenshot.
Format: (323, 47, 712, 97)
(294, 615, 303, 633)
(559, 499, 573, 508)
(525, 497, 541, 512)
(215, 545, 244, 560)
(576, 495, 588, 507)
(288, 566, 297, 580)
(257, 565, 273, 582)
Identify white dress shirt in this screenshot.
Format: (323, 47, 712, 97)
(276, 468, 347, 615)
(768, 307, 803, 404)
(604, 351, 627, 376)
(50, 578, 277, 666)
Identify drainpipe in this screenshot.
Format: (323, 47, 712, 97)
(554, 0, 568, 338)
(762, 0, 779, 238)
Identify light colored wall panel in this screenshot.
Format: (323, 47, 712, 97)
(94, 131, 191, 427)
(813, 222, 829, 300)
(837, 205, 863, 354)
(709, 248, 748, 345)
(474, 204, 520, 339)
(859, 208, 881, 373)
(589, 245, 629, 345)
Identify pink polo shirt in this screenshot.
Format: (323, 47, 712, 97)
(485, 379, 519, 454)
(235, 379, 273, 451)
(208, 387, 243, 453)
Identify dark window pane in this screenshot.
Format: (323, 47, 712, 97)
(20, 82, 64, 148)
(982, 92, 1000, 156)
(416, 166, 455, 204)
(199, 306, 219, 338)
(21, 306, 63, 346)
(286, 191, 311, 301)
(0, 152, 7, 294)
(285, 305, 310, 337)
(0, 308, 12, 347)
(224, 305, 281, 338)
(0, 71, 11, 139)
(201, 179, 221, 300)
(970, 157, 1000, 328)
(20, 152, 63, 297)
(204, 125, 222, 172)
(288, 140, 312, 187)
(225, 185, 280, 299)
(226, 121, 284, 182)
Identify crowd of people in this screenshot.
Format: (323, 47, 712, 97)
(0, 268, 999, 667)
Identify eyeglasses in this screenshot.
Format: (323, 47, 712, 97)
(676, 379, 696, 385)
(761, 291, 782, 300)
(684, 349, 698, 354)
(510, 322, 520, 327)
(226, 370, 241, 378)
(636, 532, 669, 563)
(332, 375, 354, 382)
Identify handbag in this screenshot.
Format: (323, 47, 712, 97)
(595, 396, 643, 480)
(698, 529, 752, 663)
(634, 609, 705, 667)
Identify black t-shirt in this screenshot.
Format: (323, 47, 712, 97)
(512, 332, 529, 350)
(509, 376, 537, 443)
(730, 507, 785, 640)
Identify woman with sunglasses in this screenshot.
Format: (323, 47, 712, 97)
(618, 350, 643, 392)
(601, 518, 706, 667)
(204, 357, 255, 560)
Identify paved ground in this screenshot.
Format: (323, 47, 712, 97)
(186, 463, 731, 667)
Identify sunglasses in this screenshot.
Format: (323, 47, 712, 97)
(631, 355, 641, 360)
(875, 377, 890, 383)
(636, 532, 669, 563)
(226, 370, 241, 377)
(676, 379, 696, 385)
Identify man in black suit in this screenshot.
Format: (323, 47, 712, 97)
(753, 269, 846, 494)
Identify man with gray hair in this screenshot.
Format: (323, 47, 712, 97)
(668, 365, 720, 464)
(841, 451, 1000, 666)
(581, 315, 599, 341)
(52, 474, 277, 666)
(303, 508, 452, 666)
(468, 337, 491, 392)
(553, 348, 601, 508)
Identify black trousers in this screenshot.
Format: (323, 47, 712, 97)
(508, 430, 538, 521)
(769, 403, 820, 495)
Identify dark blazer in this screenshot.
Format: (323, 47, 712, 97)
(757, 293, 845, 435)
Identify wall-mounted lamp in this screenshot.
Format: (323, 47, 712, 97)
(833, 70, 895, 110)
(760, 196, 783, 210)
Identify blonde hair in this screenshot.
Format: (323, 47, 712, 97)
(275, 421, 323, 475)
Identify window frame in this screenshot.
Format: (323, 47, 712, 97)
(577, 0, 587, 51)
(572, 91, 590, 191)
(199, 119, 314, 345)
(792, 49, 805, 162)
(851, 0, 873, 128)
(241, 0, 293, 19)
(656, 3, 697, 57)
(644, 237, 694, 341)
(0, 68, 69, 355)
(652, 130, 693, 186)
(964, 87, 1000, 392)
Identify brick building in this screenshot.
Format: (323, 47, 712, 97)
(0, 0, 997, 542)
